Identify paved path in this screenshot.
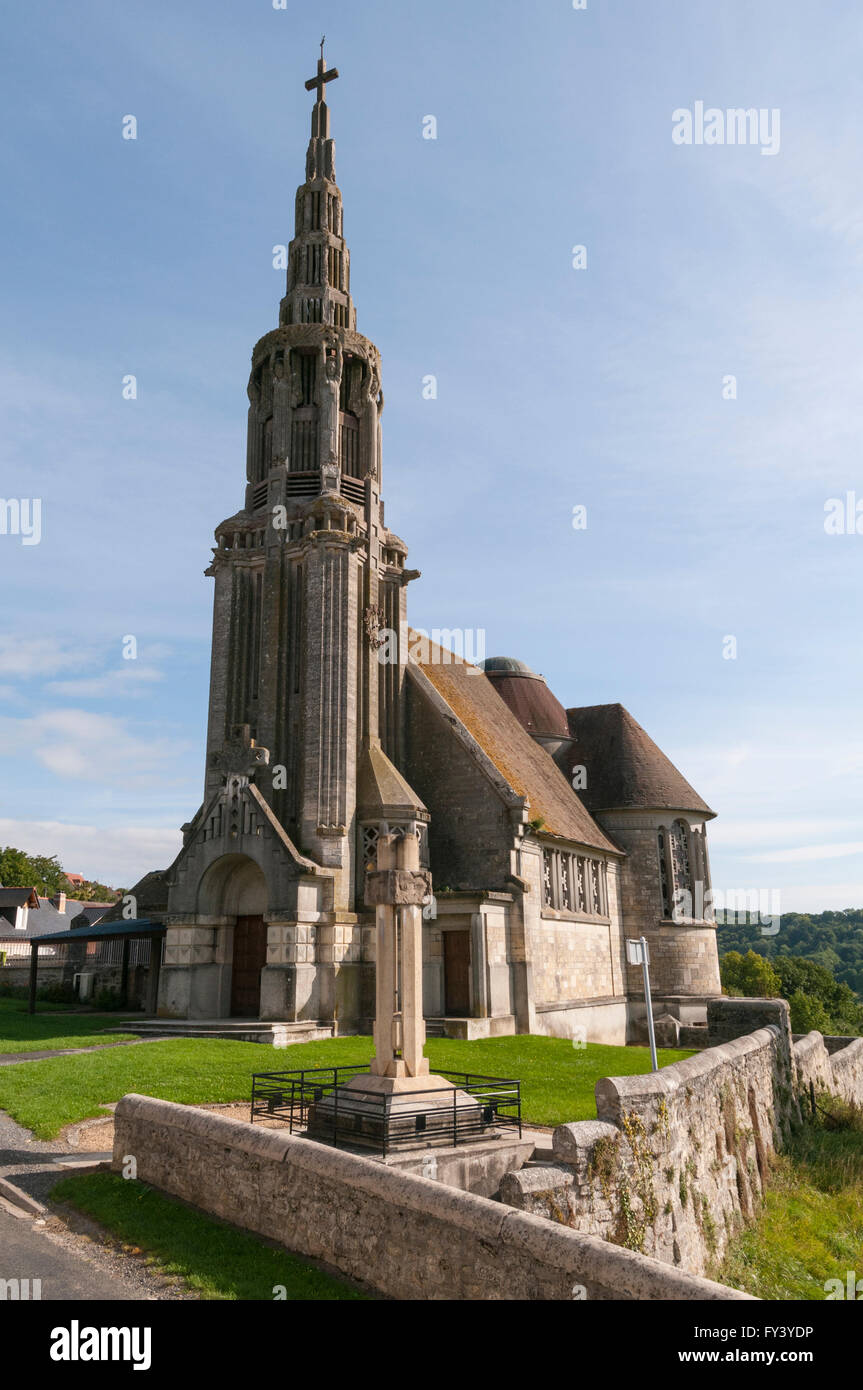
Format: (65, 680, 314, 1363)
(0, 1205, 148, 1300)
(0, 1038, 148, 1066)
(0, 1109, 189, 1301)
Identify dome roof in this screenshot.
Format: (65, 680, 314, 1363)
(483, 662, 570, 740)
(481, 656, 536, 675)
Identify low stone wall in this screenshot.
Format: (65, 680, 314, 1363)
(111, 1094, 749, 1301)
(501, 999, 863, 1280)
(501, 1022, 793, 1277)
(793, 1030, 863, 1107)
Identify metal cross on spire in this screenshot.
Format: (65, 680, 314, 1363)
(305, 36, 339, 105)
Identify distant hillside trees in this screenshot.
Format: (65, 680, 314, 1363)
(719, 947, 863, 1036)
(717, 909, 863, 998)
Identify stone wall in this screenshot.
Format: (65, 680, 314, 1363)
(793, 1029, 863, 1108)
(597, 810, 722, 1008)
(500, 998, 863, 1280)
(112, 1093, 750, 1301)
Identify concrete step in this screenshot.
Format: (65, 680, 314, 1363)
(111, 1020, 335, 1046)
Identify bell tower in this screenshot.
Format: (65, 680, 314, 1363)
(162, 46, 427, 1023)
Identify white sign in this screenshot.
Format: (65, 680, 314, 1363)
(626, 938, 649, 966)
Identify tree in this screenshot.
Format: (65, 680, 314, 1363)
(720, 950, 781, 998)
(0, 846, 67, 896)
(787, 989, 832, 1034)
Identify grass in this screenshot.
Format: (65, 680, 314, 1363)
(51, 1171, 367, 1300)
(718, 1100, 863, 1299)
(0, 1032, 692, 1139)
(0, 996, 140, 1054)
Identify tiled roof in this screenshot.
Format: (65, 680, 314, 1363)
(566, 703, 714, 817)
(410, 637, 620, 854)
(0, 898, 113, 941)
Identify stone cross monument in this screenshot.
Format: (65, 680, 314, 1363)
(364, 830, 431, 1082)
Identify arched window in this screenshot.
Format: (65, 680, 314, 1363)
(657, 820, 697, 920)
(670, 820, 692, 896)
(657, 827, 672, 918)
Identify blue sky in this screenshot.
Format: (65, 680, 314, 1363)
(0, 0, 861, 912)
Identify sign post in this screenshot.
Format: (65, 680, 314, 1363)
(627, 936, 658, 1072)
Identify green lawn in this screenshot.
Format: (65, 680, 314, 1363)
(51, 1172, 367, 1300)
(718, 1105, 863, 1299)
(0, 997, 140, 1054)
(0, 1032, 692, 1139)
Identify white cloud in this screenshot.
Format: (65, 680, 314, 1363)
(0, 637, 91, 679)
(743, 841, 863, 865)
(768, 883, 863, 915)
(0, 709, 187, 785)
(0, 818, 181, 888)
(46, 665, 164, 698)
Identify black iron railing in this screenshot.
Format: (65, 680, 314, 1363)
(250, 1065, 522, 1157)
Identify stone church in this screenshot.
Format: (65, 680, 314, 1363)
(137, 53, 722, 1044)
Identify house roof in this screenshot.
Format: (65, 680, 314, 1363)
(0, 888, 40, 910)
(565, 703, 715, 817)
(409, 637, 620, 854)
(0, 897, 114, 941)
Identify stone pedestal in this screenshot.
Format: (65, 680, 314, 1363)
(306, 1071, 485, 1151)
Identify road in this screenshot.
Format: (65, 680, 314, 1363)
(0, 1203, 146, 1300)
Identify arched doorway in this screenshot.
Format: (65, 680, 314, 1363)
(197, 855, 268, 1019)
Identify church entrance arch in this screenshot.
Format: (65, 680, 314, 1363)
(197, 855, 268, 1019)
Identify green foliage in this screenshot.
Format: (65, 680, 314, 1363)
(0, 846, 66, 896)
(0, 845, 119, 902)
(718, 1100, 863, 1298)
(0, 997, 138, 1053)
(787, 989, 832, 1034)
(51, 1172, 367, 1301)
(717, 908, 863, 1000)
(719, 930, 863, 1035)
(720, 949, 781, 998)
(92, 987, 125, 1011)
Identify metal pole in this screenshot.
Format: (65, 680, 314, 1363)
(28, 940, 38, 1015)
(641, 934, 658, 1072)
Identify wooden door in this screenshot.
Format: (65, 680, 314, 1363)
(231, 914, 267, 1017)
(444, 930, 471, 1015)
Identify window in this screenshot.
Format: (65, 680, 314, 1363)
(542, 848, 608, 916)
(657, 827, 672, 917)
(657, 819, 709, 920)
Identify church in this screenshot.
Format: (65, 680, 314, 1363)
(134, 51, 722, 1046)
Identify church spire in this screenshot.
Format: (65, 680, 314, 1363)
(280, 40, 354, 332)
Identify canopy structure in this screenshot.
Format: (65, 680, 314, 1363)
(27, 918, 166, 1015)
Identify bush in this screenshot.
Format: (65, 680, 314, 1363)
(0, 981, 28, 1000)
(92, 987, 125, 1011)
(36, 982, 78, 1006)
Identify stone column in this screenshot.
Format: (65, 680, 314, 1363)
(365, 832, 431, 1080)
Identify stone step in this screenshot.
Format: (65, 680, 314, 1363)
(110, 1020, 335, 1046)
